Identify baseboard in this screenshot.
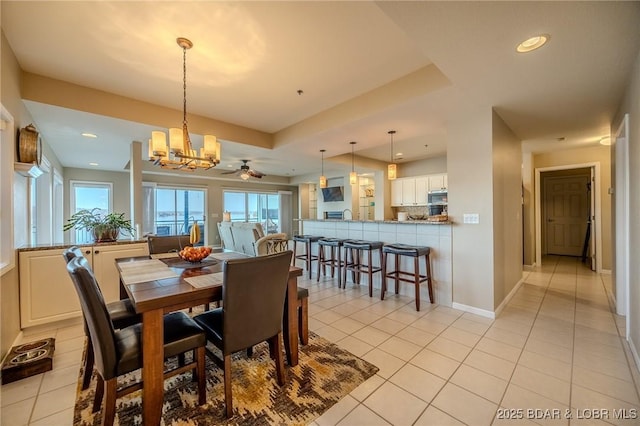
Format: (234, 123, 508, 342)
(628, 336, 640, 375)
(523, 263, 536, 272)
(494, 276, 526, 318)
(600, 269, 612, 275)
(452, 302, 495, 319)
(0, 331, 24, 368)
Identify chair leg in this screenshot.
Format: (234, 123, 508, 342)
(196, 346, 206, 406)
(394, 254, 400, 294)
(316, 245, 323, 282)
(298, 297, 309, 345)
(93, 375, 105, 413)
(426, 253, 434, 303)
(272, 333, 286, 386)
(101, 378, 117, 426)
(381, 252, 387, 300)
(414, 256, 421, 312)
(223, 354, 233, 418)
(368, 249, 373, 297)
(82, 339, 95, 390)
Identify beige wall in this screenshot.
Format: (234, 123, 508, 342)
(398, 156, 447, 178)
(533, 145, 612, 271)
(613, 47, 640, 368)
(1, 32, 28, 358)
(491, 111, 523, 308)
(447, 104, 495, 312)
(63, 168, 298, 246)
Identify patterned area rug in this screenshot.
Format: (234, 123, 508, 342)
(73, 332, 378, 425)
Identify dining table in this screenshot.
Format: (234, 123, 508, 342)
(116, 250, 303, 426)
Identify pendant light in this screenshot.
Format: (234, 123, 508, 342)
(319, 149, 327, 188)
(349, 141, 357, 185)
(387, 130, 397, 180)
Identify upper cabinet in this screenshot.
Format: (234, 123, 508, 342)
(428, 173, 448, 192)
(391, 174, 447, 207)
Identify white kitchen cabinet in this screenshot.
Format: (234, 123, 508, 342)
(19, 242, 148, 328)
(428, 173, 448, 192)
(391, 177, 429, 206)
(391, 179, 404, 206)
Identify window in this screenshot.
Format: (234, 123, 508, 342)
(223, 190, 281, 234)
(142, 184, 207, 245)
(69, 181, 113, 244)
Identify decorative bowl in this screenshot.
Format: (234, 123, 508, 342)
(178, 246, 212, 263)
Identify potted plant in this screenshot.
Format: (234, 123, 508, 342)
(63, 208, 134, 242)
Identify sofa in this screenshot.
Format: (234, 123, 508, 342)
(217, 222, 288, 256)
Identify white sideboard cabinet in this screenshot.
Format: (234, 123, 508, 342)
(19, 242, 148, 328)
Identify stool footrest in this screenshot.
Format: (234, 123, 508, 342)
(385, 270, 429, 284)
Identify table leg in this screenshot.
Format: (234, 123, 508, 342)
(142, 309, 164, 425)
(282, 275, 299, 366)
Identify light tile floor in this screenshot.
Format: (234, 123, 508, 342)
(2, 256, 639, 425)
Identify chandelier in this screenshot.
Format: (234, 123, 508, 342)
(148, 37, 221, 170)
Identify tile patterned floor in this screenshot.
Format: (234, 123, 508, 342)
(2, 256, 639, 425)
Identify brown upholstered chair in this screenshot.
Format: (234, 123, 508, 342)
(66, 257, 207, 426)
(147, 234, 192, 255)
(62, 246, 140, 390)
(193, 251, 292, 418)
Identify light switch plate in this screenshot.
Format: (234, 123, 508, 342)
(463, 213, 480, 224)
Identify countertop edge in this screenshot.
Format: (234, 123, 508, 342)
(295, 219, 452, 225)
(17, 239, 148, 252)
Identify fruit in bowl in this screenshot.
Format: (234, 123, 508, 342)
(178, 246, 212, 263)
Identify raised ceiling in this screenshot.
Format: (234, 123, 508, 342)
(2, 1, 639, 177)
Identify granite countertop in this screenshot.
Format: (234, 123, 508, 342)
(17, 239, 148, 252)
(296, 219, 452, 225)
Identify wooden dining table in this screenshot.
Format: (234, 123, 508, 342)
(116, 250, 303, 426)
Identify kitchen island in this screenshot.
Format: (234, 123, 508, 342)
(297, 219, 452, 307)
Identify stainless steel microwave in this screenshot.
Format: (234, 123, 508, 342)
(427, 191, 447, 205)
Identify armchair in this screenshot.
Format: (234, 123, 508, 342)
(217, 222, 288, 256)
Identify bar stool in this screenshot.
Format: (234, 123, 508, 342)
(316, 238, 346, 287)
(342, 240, 384, 296)
(381, 243, 433, 311)
(292, 235, 322, 279)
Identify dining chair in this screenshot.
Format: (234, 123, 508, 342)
(66, 256, 207, 426)
(62, 246, 141, 390)
(147, 234, 192, 255)
(193, 250, 293, 418)
(146, 235, 211, 311)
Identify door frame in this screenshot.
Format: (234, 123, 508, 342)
(535, 162, 602, 271)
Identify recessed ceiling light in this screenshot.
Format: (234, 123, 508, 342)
(516, 34, 549, 53)
(89, 162, 99, 166)
(82, 132, 97, 138)
(395, 152, 403, 157)
(600, 137, 611, 146)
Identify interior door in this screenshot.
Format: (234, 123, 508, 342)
(544, 175, 590, 256)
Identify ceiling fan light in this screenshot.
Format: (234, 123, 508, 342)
(240, 171, 251, 181)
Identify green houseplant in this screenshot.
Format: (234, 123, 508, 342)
(63, 208, 134, 242)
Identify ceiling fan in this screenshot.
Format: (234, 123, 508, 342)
(221, 160, 265, 180)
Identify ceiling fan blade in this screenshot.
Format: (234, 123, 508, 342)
(249, 170, 265, 178)
(221, 169, 240, 175)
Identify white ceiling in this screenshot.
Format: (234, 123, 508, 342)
(2, 1, 639, 178)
